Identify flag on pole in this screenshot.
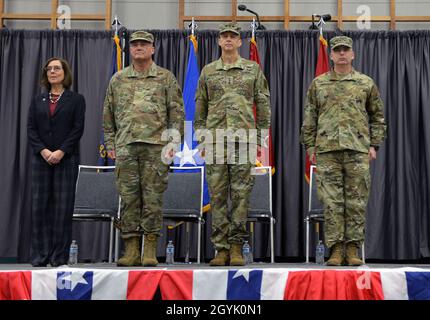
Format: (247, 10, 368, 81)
(98, 35, 122, 166)
(304, 35, 330, 183)
(249, 37, 275, 175)
(173, 35, 210, 212)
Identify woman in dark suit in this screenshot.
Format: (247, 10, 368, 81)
(27, 57, 85, 267)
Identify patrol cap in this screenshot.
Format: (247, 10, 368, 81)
(219, 22, 241, 35)
(330, 36, 353, 50)
(129, 30, 154, 43)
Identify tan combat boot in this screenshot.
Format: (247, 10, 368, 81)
(229, 243, 245, 266)
(142, 234, 159, 267)
(326, 242, 344, 266)
(117, 236, 141, 266)
(209, 249, 229, 266)
(345, 242, 364, 266)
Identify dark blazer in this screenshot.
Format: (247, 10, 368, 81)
(27, 90, 86, 155)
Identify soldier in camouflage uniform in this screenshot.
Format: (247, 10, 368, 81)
(103, 31, 184, 266)
(301, 36, 386, 266)
(194, 23, 271, 266)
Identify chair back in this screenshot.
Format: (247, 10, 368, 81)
(74, 166, 119, 216)
(248, 167, 272, 220)
(163, 167, 203, 217)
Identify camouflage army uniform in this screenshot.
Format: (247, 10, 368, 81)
(104, 61, 184, 238)
(195, 54, 271, 251)
(301, 63, 386, 248)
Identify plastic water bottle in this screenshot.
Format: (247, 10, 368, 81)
(315, 240, 325, 265)
(242, 241, 253, 265)
(166, 240, 175, 265)
(68, 240, 78, 266)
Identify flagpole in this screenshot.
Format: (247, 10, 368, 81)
(317, 16, 326, 37)
(121, 28, 126, 69)
(189, 16, 198, 46)
(188, 17, 198, 51)
(111, 13, 123, 262)
(112, 14, 121, 36)
(191, 17, 196, 36)
(251, 17, 256, 41)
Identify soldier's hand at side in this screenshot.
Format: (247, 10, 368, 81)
(307, 148, 316, 164)
(200, 148, 206, 158)
(165, 149, 174, 159)
(257, 145, 262, 158)
(108, 150, 116, 160)
(310, 153, 316, 164)
(369, 147, 377, 161)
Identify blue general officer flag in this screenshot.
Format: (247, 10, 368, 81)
(98, 35, 121, 166)
(174, 35, 210, 212)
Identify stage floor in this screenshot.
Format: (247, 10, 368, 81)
(2, 262, 430, 270)
(2, 262, 430, 300)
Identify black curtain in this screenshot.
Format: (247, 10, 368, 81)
(1, 29, 429, 262)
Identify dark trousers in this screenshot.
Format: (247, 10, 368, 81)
(30, 154, 78, 266)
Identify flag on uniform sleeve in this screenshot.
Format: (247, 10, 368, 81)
(304, 34, 330, 183)
(249, 37, 275, 175)
(98, 34, 122, 167)
(173, 34, 210, 212)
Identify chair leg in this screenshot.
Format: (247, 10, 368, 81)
(185, 222, 190, 263)
(249, 221, 254, 254)
(115, 197, 121, 262)
(114, 229, 120, 262)
(109, 218, 114, 263)
(361, 242, 366, 264)
(197, 219, 201, 264)
(270, 218, 275, 263)
(141, 234, 145, 261)
(305, 217, 310, 263)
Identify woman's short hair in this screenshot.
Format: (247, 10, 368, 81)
(40, 57, 73, 90)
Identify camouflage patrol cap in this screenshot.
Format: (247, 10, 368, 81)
(330, 36, 353, 50)
(129, 30, 154, 43)
(219, 22, 241, 35)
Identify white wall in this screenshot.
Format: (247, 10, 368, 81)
(2, 0, 430, 31)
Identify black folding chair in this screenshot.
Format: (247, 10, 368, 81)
(248, 166, 275, 263)
(73, 165, 120, 263)
(161, 166, 205, 264)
